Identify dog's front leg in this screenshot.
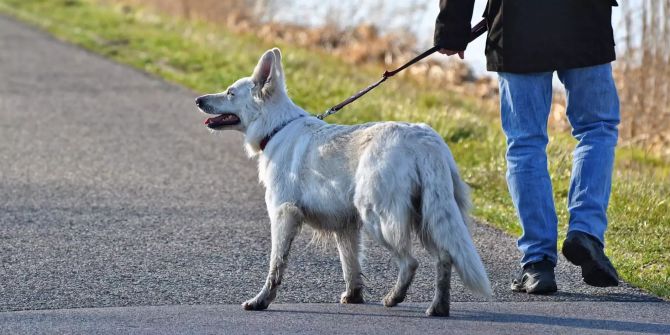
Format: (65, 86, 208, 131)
(336, 229, 364, 304)
(242, 203, 303, 311)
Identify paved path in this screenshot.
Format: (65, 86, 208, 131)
(0, 13, 667, 334)
(2, 302, 669, 335)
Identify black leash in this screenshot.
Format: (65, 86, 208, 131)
(316, 18, 488, 120)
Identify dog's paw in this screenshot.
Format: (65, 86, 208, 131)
(241, 298, 269, 311)
(425, 303, 449, 317)
(340, 290, 364, 304)
(382, 292, 405, 307)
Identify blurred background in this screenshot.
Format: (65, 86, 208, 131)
(109, 0, 669, 159)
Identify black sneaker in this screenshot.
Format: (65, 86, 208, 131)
(511, 259, 558, 294)
(562, 231, 619, 287)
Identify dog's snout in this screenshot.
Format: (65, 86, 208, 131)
(195, 96, 204, 107)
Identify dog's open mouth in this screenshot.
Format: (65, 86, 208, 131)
(204, 113, 240, 129)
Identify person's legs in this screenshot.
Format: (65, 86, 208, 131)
(498, 71, 558, 267)
(557, 63, 620, 244)
(557, 63, 620, 287)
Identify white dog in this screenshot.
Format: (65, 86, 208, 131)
(196, 48, 492, 316)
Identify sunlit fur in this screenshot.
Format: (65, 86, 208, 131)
(196, 48, 492, 317)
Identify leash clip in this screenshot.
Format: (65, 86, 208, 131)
(316, 108, 336, 120)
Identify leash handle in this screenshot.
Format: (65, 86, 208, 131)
(317, 18, 488, 120)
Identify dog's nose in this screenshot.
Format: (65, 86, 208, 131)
(195, 97, 203, 107)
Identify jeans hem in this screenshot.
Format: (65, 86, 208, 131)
(566, 227, 605, 247)
(521, 254, 557, 268)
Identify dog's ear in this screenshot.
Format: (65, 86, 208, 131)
(252, 49, 275, 88)
(270, 48, 284, 82)
(252, 49, 281, 99)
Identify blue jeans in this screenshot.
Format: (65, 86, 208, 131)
(498, 63, 620, 267)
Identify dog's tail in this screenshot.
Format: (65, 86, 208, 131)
(418, 146, 492, 298)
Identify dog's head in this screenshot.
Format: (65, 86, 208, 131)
(195, 48, 288, 134)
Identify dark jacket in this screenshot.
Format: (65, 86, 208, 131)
(434, 0, 618, 73)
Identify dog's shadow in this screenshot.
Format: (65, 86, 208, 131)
(264, 301, 670, 334)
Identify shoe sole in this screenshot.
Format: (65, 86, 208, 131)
(563, 239, 619, 287)
(511, 281, 557, 295)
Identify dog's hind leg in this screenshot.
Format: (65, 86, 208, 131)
(426, 255, 452, 317)
(242, 203, 303, 311)
(381, 239, 418, 308)
(336, 228, 364, 304)
(356, 194, 418, 307)
(364, 210, 418, 308)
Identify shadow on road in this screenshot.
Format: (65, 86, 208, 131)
(265, 303, 670, 334)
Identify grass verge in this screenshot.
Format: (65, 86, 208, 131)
(0, 0, 667, 298)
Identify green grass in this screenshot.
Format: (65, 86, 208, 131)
(1, 0, 668, 299)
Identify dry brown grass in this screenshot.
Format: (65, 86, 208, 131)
(112, 0, 416, 65)
(616, 0, 670, 158)
(109, 0, 667, 158)
(109, 0, 498, 100)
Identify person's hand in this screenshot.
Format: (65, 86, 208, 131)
(438, 49, 464, 59)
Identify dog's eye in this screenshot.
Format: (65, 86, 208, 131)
(227, 90, 235, 97)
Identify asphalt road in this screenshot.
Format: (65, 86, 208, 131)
(0, 13, 667, 334)
(2, 302, 670, 335)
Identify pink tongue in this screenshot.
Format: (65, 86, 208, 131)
(204, 114, 228, 125)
